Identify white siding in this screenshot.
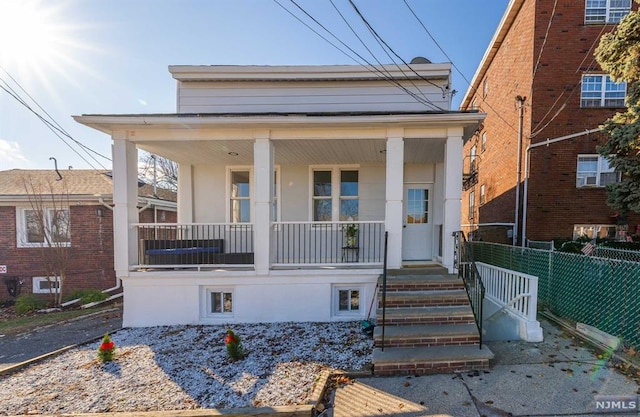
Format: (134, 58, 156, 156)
(177, 80, 449, 114)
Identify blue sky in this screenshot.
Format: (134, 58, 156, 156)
(0, 0, 509, 171)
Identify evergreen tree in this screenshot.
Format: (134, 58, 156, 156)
(595, 3, 640, 213)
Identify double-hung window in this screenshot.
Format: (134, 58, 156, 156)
(468, 191, 475, 220)
(228, 168, 280, 223)
(312, 168, 359, 221)
(576, 155, 620, 187)
(18, 208, 70, 247)
(581, 74, 626, 107)
(585, 0, 631, 23)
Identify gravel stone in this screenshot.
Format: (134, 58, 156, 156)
(0, 321, 372, 415)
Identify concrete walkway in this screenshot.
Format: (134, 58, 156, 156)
(333, 318, 639, 417)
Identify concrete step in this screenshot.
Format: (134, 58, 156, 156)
(376, 305, 476, 325)
(381, 289, 469, 308)
(379, 275, 464, 292)
(373, 323, 480, 348)
(388, 266, 450, 276)
(372, 344, 494, 376)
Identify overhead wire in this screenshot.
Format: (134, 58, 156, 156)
(274, 0, 444, 111)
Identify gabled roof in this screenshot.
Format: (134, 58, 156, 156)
(0, 169, 176, 202)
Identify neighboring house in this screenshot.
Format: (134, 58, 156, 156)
(0, 169, 176, 302)
(460, 0, 639, 244)
(74, 61, 484, 327)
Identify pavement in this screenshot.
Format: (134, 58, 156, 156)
(332, 317, 640, 417)
(0, 305, 122, 372)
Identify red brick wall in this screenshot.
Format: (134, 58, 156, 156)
(0, 204, 177, 302)
(462, 0, 640, 243)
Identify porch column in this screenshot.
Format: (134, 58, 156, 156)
(112, 134, 139, 276)
(385, 131, 404, 269)
(253, 134, 273, 275)
(442, 127, 464, 273)
(177, 163, 194, 223)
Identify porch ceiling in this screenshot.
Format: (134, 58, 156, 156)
(138, 137, 446, 166)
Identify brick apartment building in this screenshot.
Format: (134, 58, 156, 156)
(0, 169, 176, 302)
(460, 0, 639, 244)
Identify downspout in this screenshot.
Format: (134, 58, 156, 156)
(514, 96, 526, 246)
(521, 127, 603, 246)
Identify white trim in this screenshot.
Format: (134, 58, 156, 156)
(332, 284, 364, 318)
(203, 287, 235, 318)
(32, 276, 61, 294)
(584, 0, 631, 24)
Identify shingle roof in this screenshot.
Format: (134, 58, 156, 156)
(0, 169, 176, 202)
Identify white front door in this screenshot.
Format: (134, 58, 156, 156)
(402, 184, 432, 261)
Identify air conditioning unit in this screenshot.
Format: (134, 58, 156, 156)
(585, 176, 597, 185)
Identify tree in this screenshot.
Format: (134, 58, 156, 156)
(22, 176, 72, 307)
(595, 3, 640, 213)
(139, 153, 178, 192)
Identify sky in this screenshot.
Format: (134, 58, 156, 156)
(0, 0, 510, 172)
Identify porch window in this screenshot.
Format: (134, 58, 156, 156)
(230, 171, 250, 223)
(18, 208, 70, 247)
(576, 155, 620, 187)
(208, 289, 233, 315)
(312, 167, 359, 221)
(581, 74, 626, 107)
(32, 276, 61, 294)
(333, 285, 361, 316)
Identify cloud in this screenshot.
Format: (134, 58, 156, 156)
(0, 139, 31, 169)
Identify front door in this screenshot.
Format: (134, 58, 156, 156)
(402, 184, 432, 261)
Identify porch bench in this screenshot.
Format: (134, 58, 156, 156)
(142, 239, 254, 265)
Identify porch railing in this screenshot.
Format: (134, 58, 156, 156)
(272, 221, 385, 265)
(453, 231, 485, 348)
(135, 223, 254, 267)
(477, 262, 538, 323)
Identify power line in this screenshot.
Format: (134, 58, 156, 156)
(274, 0, 444, 111)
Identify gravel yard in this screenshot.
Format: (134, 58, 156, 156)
(0, 321, 372, 415)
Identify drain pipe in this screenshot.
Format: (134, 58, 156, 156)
(521, 127, 603, 246)
(513, 96, 526, 246)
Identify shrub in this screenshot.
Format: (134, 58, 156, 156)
(97, 333, 116, 362)
(225, 328, 244, 361)
(15, 295, 46, 315)
(63, 289, 108, 305)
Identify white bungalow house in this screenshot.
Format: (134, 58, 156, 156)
(74, 61, 484, 329)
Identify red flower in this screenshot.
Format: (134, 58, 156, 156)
(225, 334, 238, 345)
(100, 341, 115, 351)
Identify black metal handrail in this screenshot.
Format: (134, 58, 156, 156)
(381, 231, 389, 351)
(453, 231, 485, 348)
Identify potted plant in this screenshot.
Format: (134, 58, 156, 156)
(345, 223, 358, 248)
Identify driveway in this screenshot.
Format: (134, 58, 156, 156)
(0, 306, 122, 372)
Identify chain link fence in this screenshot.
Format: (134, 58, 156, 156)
(470, 242, 640, 350)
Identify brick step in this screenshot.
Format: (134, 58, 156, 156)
(379, 275, 464, 292)
(376, 305, 476, 325)
(388, 267, 450, 276)
(381, 289, 468, 308)
(372, 345, 494, 376)
(373, 323, 480, 348)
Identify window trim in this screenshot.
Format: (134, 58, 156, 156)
(584, 0, 631, 24)
(17, 207, 71, 248)
(580, 74, 626, 108)
(32, 276, 61, 294)
(204, 287, 234, 317)
(309, 165, 359, 222)
(576, 154, 620, 188)
(332, 284, 363, 317)
(225, 166, 281, 223)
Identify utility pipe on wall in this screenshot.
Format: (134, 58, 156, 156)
(513, 96, 526, 246)
(521, 127, 603, 246)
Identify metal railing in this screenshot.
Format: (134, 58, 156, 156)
(272, 221, 385, 265)
(380, 231, 389, 351)
(135, 223, 254, 267)
(453, 231, 485, 348)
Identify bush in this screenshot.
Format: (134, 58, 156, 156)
(15, 295, 46, 315)
(63, 289, 108, 305)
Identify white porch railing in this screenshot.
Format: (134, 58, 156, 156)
(272, 221, 386, 266)
(476, 261, 538, 323)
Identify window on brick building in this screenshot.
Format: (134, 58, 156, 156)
(576, 155, 620, 187)
(480, 184, 486, 205)
(581, 74, 626, 107)
(32, 276, 61, 294)
(573, 224, 616, 240)
(468, 191, 475, 219)
(481, 132, 487, 152)
(482, 78, 488, 98)
(470, 145, 477, 172)
(585, 0, 631, 24)
(18, 208, 70, 248)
